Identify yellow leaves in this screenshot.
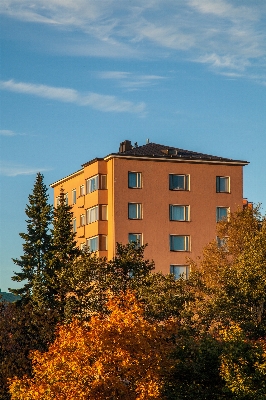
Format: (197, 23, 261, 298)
(9, 291, 177, 399)
(219, 323, 266, 397)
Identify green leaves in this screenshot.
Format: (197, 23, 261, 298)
(11, 173, 52, 302)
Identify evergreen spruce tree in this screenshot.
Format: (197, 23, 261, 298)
(10, 173, 52, 304)
(47, 187, 80, 316)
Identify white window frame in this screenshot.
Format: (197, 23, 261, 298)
(86, 205, 99, 224)
(216, 176, 230, 193)
(128, 233, 143, 247)
(170, 265, 190, 280)
(128, 172, 142, 188)
(73, 218, 77, 233)
(86, 175, 99, 194)
(170, 235, 190, 251)
(65, 193, 68, 206)
(216, 207, 230, 222)
(80, 214, 85, 227)
(216, 236, 229, 249)
(72, 189, 76, 204)
(169, 174, 190, 191)
(169, 205, 190, 221)
(128, 203, 142, 219)
(80, 185, 85, 196)
(86, 236, 99, 252)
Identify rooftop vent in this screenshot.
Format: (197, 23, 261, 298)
(119, 140, 132, 153)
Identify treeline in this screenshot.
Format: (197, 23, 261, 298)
(1, 174, 266, 399)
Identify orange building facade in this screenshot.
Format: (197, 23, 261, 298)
(51, 141, 248, 277)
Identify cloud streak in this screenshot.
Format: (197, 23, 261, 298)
(0, 1, 265, 82)
(0, 79, 146, 114)
(98, 71, 165, 89)
(0, 129, 16, 136)
(0, 161, 51, 177)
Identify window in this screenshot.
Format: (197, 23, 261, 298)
(101, 174, 107, 190)
(100, 235, 108, 251)
(216, 236, 228, 248)
(65, 193, 68, 206)
(128, 172, 142, 188)
(169, 174, 189, 191)
(86, 205, 107, 223)
(85, 174, 107, 194)
(170, 235, 190, 251)
(80, 243, 86, 251)
(86, 236, 99, 252)
(170, 265, 190, 279)
(86, 175, 99, 194)
(72, 189, 76, 204)
(128, 203, 142, 219)
(80, 185, 85, 196)
(170, 205, 190, 221)
(86, 206, 99, 224)
(128, 233, 142, 247)
(80, 214, 85, 226)
(73, 218, 76, 233)
(101, 205, 108, 220)
(216, 176, 230, 193)
(56, 196, 60, 207)
(216, 207, 229, 222)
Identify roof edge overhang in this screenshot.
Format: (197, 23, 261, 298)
(50, 168, 83, 188)
(104, 153, 249, 166)
(82, 157, 104, 168)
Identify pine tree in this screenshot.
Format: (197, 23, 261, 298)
(10, 173, 52, 303)
(47, 187, 80, 315)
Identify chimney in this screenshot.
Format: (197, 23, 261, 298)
(119, 140, 132, 153)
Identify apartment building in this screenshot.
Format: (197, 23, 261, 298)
(51, 140, 248, 277)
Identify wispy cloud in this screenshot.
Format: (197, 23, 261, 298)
(0, 129, 27, 136)
(188, 0, 259, 20)
(98, 71, 165, 90)
(0, 129, 16, 136)
(196, 53, 249, 71)
(0, 1, 265, 82)
(0, 79, 146, 114)
(0, 162, 51, 177)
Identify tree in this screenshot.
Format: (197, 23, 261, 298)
(162, 206, 266, 399)
(189, 206, 266, 337)
(63, 242, 156, 321)
(0, 301, 58, 400)
(9, 291, 177, 400)
(46, 187, 80, 315)
(11, 173, 52, 304)
(220, 323, 266, 399)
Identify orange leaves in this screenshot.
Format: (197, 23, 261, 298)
(9, 291, 177, 399)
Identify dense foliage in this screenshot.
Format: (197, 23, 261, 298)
(9, 292, 177, 400)
(46, 187, 80, 316)
(4, 173, 266, 399)
(0, 301, 58, 400)
(10, 173, 52, 303)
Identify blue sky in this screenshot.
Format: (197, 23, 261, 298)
(0, 0, 266, 292)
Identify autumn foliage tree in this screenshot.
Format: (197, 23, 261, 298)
(9, 291, 177, 400)
(190, 206, 266, 336)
